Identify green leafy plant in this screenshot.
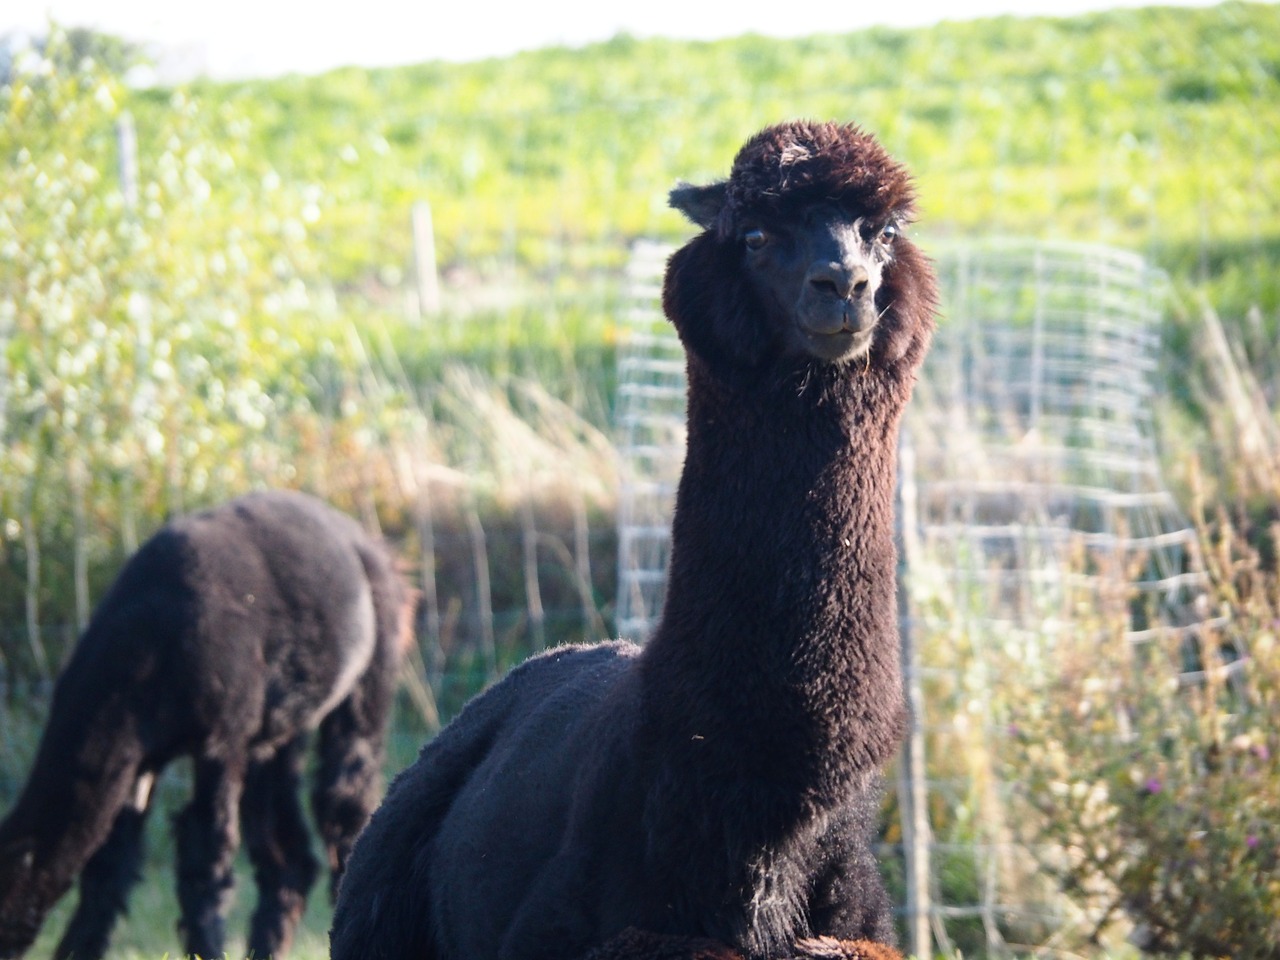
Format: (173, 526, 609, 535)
(998, 508, 1280, 957)
(0, 32, 390, 677)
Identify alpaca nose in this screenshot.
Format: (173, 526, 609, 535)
(807, 262, 870, 301)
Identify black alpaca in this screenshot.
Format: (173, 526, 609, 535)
(0, 490, 413, 960)
(329, 120, 936, 960)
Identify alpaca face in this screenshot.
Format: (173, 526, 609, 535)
(666, 121, 933, 375)
(738, 203, 899, 363)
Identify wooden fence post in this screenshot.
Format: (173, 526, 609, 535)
(117, 112, 139, 209)
(897, 431, 933, 960)
(118, 112, 140, 554)
(412, 200, 442, 318)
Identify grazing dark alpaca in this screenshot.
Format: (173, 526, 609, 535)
(330, 120, 936, 960)
(0, 490, 413, 960)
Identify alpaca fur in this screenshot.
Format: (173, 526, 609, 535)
(330, 120, 936, 960)
(577, 928, 904, 960)
(578, 927, 744, 960)
(0, 490, 413, 960)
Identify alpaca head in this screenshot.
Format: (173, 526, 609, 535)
(665, 120, 935, 379)
(0, 835, 44, 958)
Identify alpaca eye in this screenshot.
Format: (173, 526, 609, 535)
(743, 228, 768, 251)
(879, 222, 899, 243)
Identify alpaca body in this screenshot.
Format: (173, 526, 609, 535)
(331, 120, 935, 960)
(0, 490, 412, 960)
(333, 376, 900, 960)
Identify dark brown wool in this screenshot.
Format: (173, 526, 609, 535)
(578, 927, 906, 960)
(330, 120, 937, 960)
(0, 490, 413, 960)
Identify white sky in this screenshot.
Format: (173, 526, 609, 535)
(4, 0, 1227, 81)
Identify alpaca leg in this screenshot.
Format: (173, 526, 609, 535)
(241, 736, 319, 959)
(175, 755, 244, 960)
(311, 685, 391, 901)
(53, 773, 155, 960)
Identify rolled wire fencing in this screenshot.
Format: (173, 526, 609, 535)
(615, 240, 685, 641)
(895, 240, 1227, 956)
(614, 238, 1220, 956)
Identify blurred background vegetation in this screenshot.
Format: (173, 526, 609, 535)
(2, 3, 1279, 957)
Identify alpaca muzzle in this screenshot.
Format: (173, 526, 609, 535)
(795, 263, 879, 360)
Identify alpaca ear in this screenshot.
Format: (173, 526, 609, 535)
(669, 181, 728, 229)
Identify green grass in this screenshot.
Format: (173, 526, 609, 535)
(112, 1, 1280, 328)
(30, 861, 333, 960)
(13, 696, 432, 960)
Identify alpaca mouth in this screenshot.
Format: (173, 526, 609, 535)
(796, 303, 878, 361)
(796, 324, 875, 363)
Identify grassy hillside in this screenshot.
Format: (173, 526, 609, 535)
(4, 2, 1277, 681)
(125, 1, 1280, 327)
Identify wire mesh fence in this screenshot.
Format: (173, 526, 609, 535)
(614, 240, 685, 641)
(615, 237, 1220, 956)
(898, 240, 1227, 956)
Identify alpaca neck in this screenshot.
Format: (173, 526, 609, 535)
(641, 359, 907, 790)
(2, 662, 145, 898)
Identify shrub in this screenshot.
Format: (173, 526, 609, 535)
(0, 31, 387, 680)
(999, 505, 1280, 957)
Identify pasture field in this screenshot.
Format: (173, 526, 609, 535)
(2, 3, 1280, 956)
